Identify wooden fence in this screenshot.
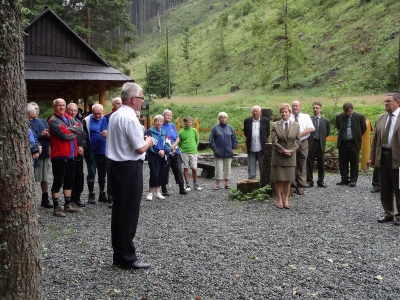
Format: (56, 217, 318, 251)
(147, 117, 374, 170)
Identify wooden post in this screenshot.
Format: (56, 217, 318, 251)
(194, 117, 200, 132)
(84, 85, 90, 113)
(98, 81, 105, 106)
(73, 87, 81, 104)
(175, 117, 181, 132)
(260, 143, 273, 188)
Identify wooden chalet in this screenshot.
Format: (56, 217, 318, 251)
(24, 8, 134, 112)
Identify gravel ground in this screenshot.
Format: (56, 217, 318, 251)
(38, 164, 400, 300)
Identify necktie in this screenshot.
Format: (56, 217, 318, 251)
(285, 122, 289, 138)
(294, 115, 299, 123)
(315, 117, 319, 138)
(382, 113, 393, 147)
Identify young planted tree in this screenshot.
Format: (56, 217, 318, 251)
(0, 1, 42, 299)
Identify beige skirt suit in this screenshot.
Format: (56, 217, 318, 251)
(271, 120, 301, 181)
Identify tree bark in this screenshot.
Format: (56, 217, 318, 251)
(0, 1, 42, 299)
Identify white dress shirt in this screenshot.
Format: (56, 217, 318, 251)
(384, 107, 400, 149)
(106, 105, 146, 161)
(289, 112, 314, 141)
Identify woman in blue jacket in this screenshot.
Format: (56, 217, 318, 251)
(209, 112, 238, 190)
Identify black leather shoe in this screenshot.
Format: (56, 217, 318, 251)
(306, 182, 314, 188)
(179, 190, 188, 195)
(317, 182, 327, 188)
(377, 216, 393, 223)
(394, 217, 400, 226)
(162, 192, 170, 196)
(41, 200, 54, 209)
(116, 260, 151, 270)
(370, 187, 380, 193)
(349, 181, 357, 187)
(336, 180, 350, 185)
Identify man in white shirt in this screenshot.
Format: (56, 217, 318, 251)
(106, 82, 153, 269)
(289, 101, 315, 195)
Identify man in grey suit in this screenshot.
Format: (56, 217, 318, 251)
(369, 93, 400, 225)
(243, 105, 270, 179)
(336, 103, 366, 187)
(306, 102, 331, 188)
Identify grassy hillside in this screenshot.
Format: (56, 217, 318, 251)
(129, 0, 400, 97)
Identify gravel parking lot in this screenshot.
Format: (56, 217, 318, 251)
(39, 164, 400, 299)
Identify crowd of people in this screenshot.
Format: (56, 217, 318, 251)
(27, 86, 400, 269)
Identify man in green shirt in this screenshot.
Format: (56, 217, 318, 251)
(179, 116, 202, 191)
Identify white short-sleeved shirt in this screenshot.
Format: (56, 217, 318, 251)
(106, 105, 145, 161)
(289, 112, 315, 141)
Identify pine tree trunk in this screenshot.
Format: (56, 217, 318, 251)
(0, 1, 42, 299)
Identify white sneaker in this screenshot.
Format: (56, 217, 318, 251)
(194, 185, 203, 191)
(185, 186, 192, 192)
(146, 193, 153, 201)
(155, 192, 165, 199)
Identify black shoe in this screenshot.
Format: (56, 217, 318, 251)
(98, 191, 108, 202)
(370, 187, 380, 193)
(75, 199, 86, 207)
(317, 182, 327, 188)
(88, 192, 96, 204)
(349, 181, 357, 187)
(336, 180, 350, 185)
(115, 260, 151, 270)
(179, 190, 188, 195)
(41, 200, 54, 209)
(162, 192, 170, 196)
(306, 182, 314, 188)
(377, 216, 393, 223)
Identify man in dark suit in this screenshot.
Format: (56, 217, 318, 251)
(306, 102, 331, 188)
(244, 105, 270, 179)
(369, 93, 400, 225)
(336, 103, 366, 187)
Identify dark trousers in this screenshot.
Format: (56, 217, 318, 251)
(307, 139, 325, 184)
(106, 158, 113, 200)
(51, 158, 75, 192)
(147, 151, 167, 188)
(71, 158, 84, 201)
(338, 140, 359, 182)
(292, 140, 308, 189)
(372, 166, 380, 188)
(111, 160, 143, 265)
(162, 154, 184, 188)
(379, 150, 400, 217)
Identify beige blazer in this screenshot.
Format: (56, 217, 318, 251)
(271, 120, 301, 167)
(370, 112, 400, 168)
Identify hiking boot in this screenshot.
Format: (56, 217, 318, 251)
(98, 191, 108, 202)
(88, 192, 96, 204)
(53, 206, 66, 217)
(194, 185, 203, 191)
(75, 198, 85, 207)
(64, 203, 81, 213)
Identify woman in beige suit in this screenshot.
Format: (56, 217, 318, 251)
(271, 103, 301, 209)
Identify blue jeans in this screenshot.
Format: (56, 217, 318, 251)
(247, 151, 264, 179)
(86, 154, 107, 182)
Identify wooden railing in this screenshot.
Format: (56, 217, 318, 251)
(148, 117, 374, 170)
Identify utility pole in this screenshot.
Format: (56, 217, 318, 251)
(166, 26, 171, 99)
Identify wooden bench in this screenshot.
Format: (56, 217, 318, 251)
(197, 160, 215, 178)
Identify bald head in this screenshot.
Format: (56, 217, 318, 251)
(92, 104, 103, 120)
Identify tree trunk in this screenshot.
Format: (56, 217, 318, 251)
(0, 1, 42, 299)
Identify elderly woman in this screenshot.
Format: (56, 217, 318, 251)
(209, 112, 238, 190)
(161, 109, 188, 196)
(271, 103, 300, 209)
(145, 114, 171, 201)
